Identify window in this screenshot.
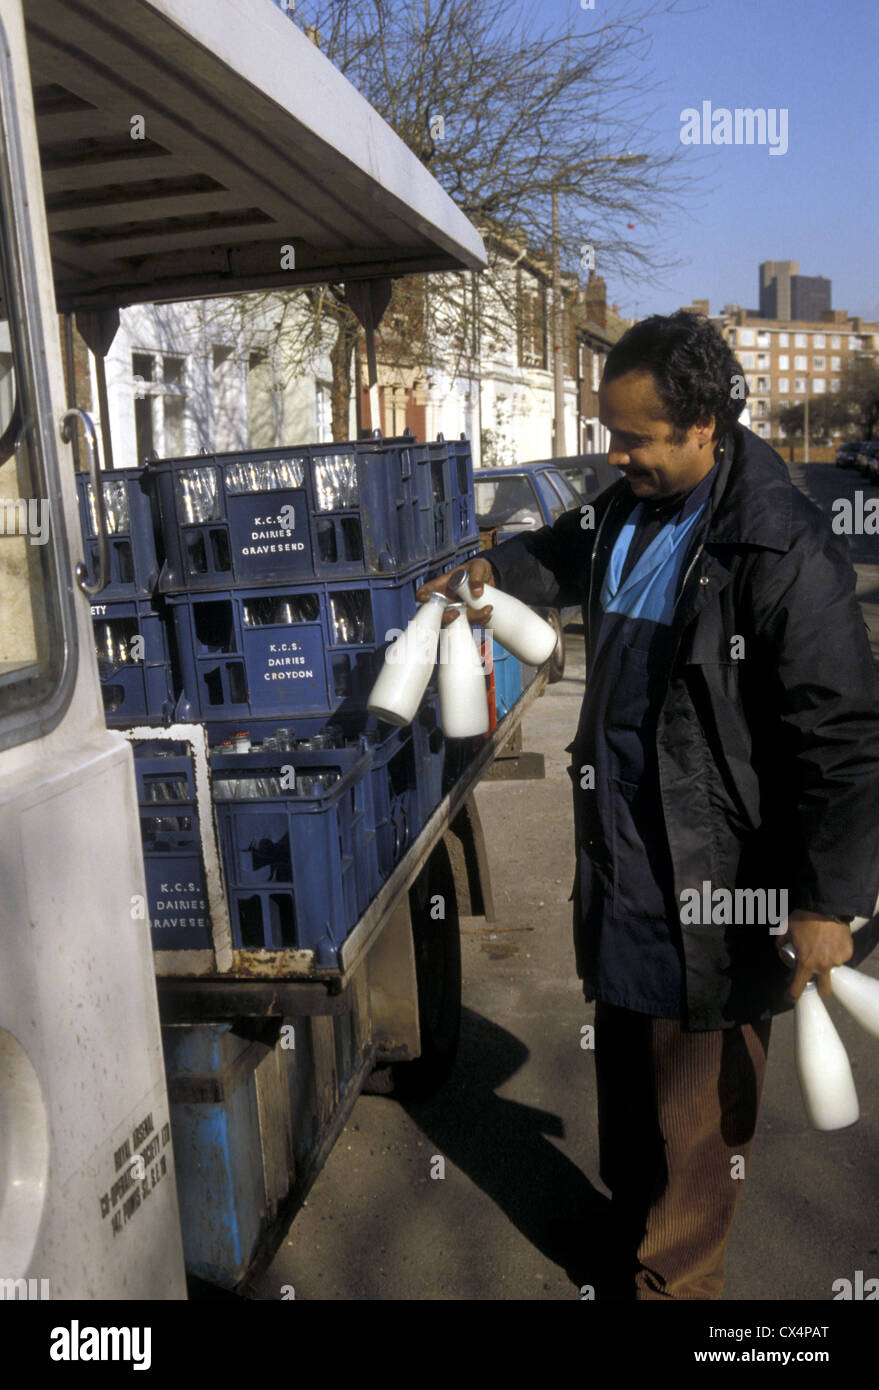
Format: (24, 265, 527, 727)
(777, 398, 788, 408)
(757, 353, 770, 370)
(545, 470, 581, 510)
(756, 400, 769, 417)
(778, 355, 789, 370)
(740, 352, 755, 369)
(795, 378, 807, 394)
(813, 378, 826, 393)
(831, 379, 841, 393)
(518, 272, 548, 370)
(739, 329, 755, 346)
(794, 355, 808, 371)
(163, 354, 185, 386)
(778, 332, 789, 347)
(727, 330, 736, 346)
(831, 357, 841, 371)
(534, 471, 569, 522)
(757, 331, 771, 348)
(814, 334, 825, 348)
(813, 356, 825, 371)
(132, 352, 188, 461)
(474, 475, 541, 533)
(794, 333, 808, 348)
(133, 388, 154, 462)
(756, 422, 770, 437)
(315, 382, 330, 443)
(831, 335, 841, 349)
(757, 377, 769, 393)
(778, 378, 789, 393)
(132, 351, 153, 383)
(0, 42, 75, 747)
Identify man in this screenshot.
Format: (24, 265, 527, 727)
(417, 311, 879, 1300)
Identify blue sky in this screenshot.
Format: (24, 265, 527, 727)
(538, 0, 878, 322)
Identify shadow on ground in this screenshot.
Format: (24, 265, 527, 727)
(397, 1005, 631, 1298)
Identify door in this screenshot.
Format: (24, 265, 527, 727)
(0, 0, 185, 1298)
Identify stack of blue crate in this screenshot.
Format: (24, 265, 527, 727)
(142, 432, 478, 965)
(77, 467, 175, 726)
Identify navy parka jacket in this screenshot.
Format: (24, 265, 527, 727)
(487, 425, 879, 1029)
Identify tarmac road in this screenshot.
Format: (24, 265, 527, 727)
(251, 460, 879, 1303)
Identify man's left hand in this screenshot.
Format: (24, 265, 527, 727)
(779, 910, 854, 1000)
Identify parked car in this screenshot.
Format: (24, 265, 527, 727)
(474, 462, 590, 682)
(856, 441, 879, 482)
(836, 441, 863, 468)
(534, 453, 619, 502)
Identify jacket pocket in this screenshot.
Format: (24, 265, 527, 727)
(609, 776, 675, 922)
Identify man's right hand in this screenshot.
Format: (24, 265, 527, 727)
(415, 556, 496, 626)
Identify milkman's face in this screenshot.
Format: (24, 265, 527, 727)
(598, 369, 717, 502)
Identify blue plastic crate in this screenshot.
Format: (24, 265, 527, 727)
(169, 568, 435, 723)
(75, 468, 161, 599)
(411, 692, 447, 830)
(211, 741, 377, 965)
(147, 435, 451, 592)
(211, 713, 419, 879)
(132, 741, 213, 951)
(446, 434, 479, 557)
(162, 1023, 267, 1288)
(90, 596, 175, 726)
(491, 638, 536, 720)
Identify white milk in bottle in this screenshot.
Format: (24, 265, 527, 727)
(450, 566, 556, 667)
(438, 605, 489, 738)
(367, 591, 448, 726)
(794, 982, 860, 1130)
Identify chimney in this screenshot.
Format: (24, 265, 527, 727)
(586, 272, 607, 329)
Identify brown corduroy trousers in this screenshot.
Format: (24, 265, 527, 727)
(594, 999, 772, 1300)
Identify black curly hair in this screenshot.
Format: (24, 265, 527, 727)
(602, 311, 749, 442)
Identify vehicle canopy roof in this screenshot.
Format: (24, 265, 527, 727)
(23, 0, 486, 315)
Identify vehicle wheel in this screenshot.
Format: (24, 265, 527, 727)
(390, 840, 462, 1102)
(546, 609, 565, 683)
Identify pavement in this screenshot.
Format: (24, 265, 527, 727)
(251, 461, 879, 1303)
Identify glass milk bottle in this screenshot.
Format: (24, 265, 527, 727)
(450, 566, 556, 666)
(438, 606, 489, 738)
(829, 965, 879, 1039)
(794, 982, 860, 1130)
(367, 592, 448, 726)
